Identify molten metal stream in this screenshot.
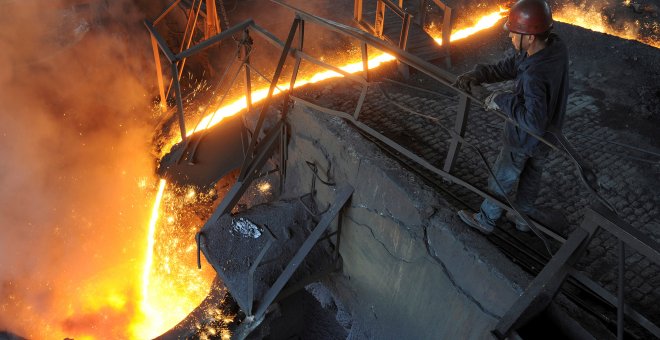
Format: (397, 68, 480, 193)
(139, 179, 167, 328)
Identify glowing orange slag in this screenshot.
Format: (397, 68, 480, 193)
(554, 3, 660, 49)
(431, 7, 509, 45)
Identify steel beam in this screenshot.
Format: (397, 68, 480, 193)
(493, 212, 599, 339)
(210, 120, 284, 221)
(443, 94, 470, 172)
(150, 35, 167, 113)
(254, 184, 354, 319)
(144, 20, 177, 63)
(591, 202, 660, 265)
(153, 0, 182, 25)
(176, 19, 255, 60)
(239, 18, 300, 181)
(569, 269, 660, 338)
(171, 62, 188, 143)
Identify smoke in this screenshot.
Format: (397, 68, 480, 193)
(0, 0, 167, 338)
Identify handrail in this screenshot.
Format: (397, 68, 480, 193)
(269, 0, 624, 249)
(380, 0, 407, 18)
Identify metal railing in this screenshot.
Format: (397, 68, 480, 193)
(147, 2, 660, 338)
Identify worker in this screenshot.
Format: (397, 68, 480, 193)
(454, 0, 569, 234)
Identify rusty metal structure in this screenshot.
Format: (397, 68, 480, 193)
(145, 1, 660, 339)
(354, 0, 452, 71)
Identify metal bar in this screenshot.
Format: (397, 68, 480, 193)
(171, 62, 188, 143)
(353, 85, 368, 120)
(239, 18, 300, 181)
(399, 12, 411, 50)
(442, 5, 452, 68)
(568, 269, 660, 338)
(381, 0, 406, 17)
(205, 0, 219, 39)
(443, 94, 470, 172)
(591, 202, 660, 265)
(335, 206, 344, 261)
(166, 0, 204, 99)
(375, 0, 385, 37)
(289, 20, 304, 93)
(144, 20, 177, 63)
(291, 95, 567, 243)
(279, 122, 287, 196)
(254, 185, 354, 319)
(493, 215, 598, 339)
(210, 120, 284, 220)
(179, 0, 199, 54)
(398, 0, 403, 7)
(417, 0, 426, 26)
(617, 240, 625, 340)
(150, 35, 168, 113)
(247, 238, 273, 316)
(354, 0, 363, 22)
(361, 42, 369, 82)
(176, 19, 255, 59)
(153, 0, 182, 25)
(243, 29, 253, 112)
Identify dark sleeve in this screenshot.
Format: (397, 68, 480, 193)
(494, 74, 549, 135)
(472, 55, 518, 83)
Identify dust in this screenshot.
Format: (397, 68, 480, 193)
(0, 0, 169, 338)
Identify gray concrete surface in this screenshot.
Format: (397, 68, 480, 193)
(281, 102, 534, 339)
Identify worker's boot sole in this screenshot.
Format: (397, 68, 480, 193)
(458, 210, 495, 235)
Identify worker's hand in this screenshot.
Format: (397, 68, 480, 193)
(453, 71, 480, 93)
(484, 91, 501, 111)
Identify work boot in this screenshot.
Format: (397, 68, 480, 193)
(458, 210, 495, 235)
(506, 210, 532, 232)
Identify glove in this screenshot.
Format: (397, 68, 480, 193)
(484, 91, 505, 111)
(452, 71, 480, 93)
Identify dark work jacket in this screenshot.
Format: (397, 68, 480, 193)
(473, 34, 569, 156)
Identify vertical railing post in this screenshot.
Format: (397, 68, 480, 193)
(442, 5, 453, 68)
(375, 0, 385, 37)
(361, 42, 369, 82)
(399, 12, 411, 50)
(354, 0, 363, 22)
(417, 0, 426, 26)
(443, 94, 470, 172)
(150, 35, 167, 113)
(171, 62, 188, 143)
(397, 12, 412, 79)
(243, 29, 253, 113)
(239, 18, 301, 181)
(618, 240, 625, 340)
(289, 20, 305, 93)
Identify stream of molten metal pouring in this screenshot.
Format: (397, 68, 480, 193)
(133, 5, 660, 337)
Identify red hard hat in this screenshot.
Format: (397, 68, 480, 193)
(505, 0, 553, 35)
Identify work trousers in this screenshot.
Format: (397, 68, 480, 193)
(475, 147, 547, 228)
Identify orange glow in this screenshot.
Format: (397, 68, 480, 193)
(554, 3, 660, 49)
(430, 7, 509, 45)
(128, 179, 219, 339)
(187, 53, 396, 136)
